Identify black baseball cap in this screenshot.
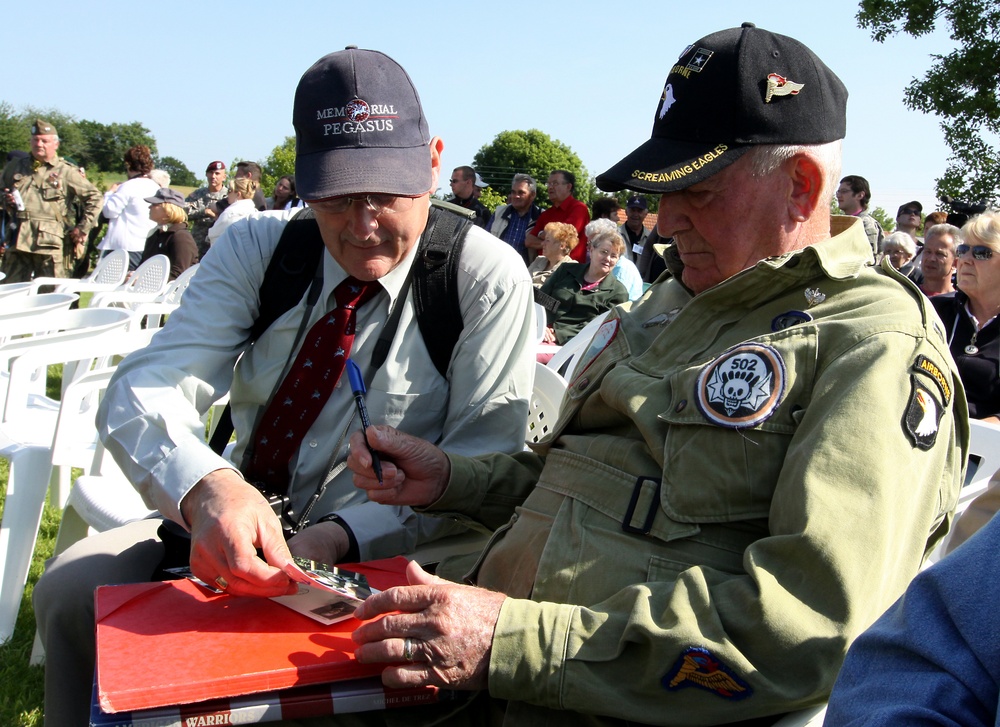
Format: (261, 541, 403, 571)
(626, 194, 648, 209)
(293, 46, 431, 200)
(597, 23, 848, 194)
(897, 201, 923, 216)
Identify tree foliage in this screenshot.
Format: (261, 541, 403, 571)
(75, 120, 157, 172)
(0, 103, 160, 177)
(473, 129, 590, 206)
(260, 136, 296, 196)
(857, 0, 1000, 206)
(157, 156, 199, 187)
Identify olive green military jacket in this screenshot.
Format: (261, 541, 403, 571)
(1, 154, 102, 254)
(434, 217, 968, 726)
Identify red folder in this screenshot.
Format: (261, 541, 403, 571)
(96, 557, 410, 714)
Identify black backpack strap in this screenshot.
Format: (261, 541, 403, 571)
(413, 206, 471, 378)
(209, 208, 324, 454)
(251, 207, 326, 341)
(209, 205, 472, 454)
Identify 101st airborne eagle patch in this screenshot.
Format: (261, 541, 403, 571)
(904, 355, 950, 450)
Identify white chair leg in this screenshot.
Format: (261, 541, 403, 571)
(48, 463, 72, 511)
(29, 629, 45, 665)
(0, 446, 51, 643)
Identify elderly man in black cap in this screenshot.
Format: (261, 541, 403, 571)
(34, 47, 534, 726)
(619, 193, 651, 261)
(1, 118, 102, 282)
(330, 23, 966, 726)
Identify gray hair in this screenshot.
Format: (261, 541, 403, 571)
(585, 217, 626, 255)
(882, 231, 917, 257)
(512, 173, 537, 196)
(746, 140, 842, 202)
(923, 223, 962, 248)
(149, 169, 171, 188)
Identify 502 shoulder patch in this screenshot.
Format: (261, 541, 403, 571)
(662, 646, 753, 701)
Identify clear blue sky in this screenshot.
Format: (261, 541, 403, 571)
(6, 0, 955, 219)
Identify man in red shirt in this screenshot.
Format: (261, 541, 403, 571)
(524, 169, 590, 262)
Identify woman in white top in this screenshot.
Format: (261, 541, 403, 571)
(100, 144, 161, 270)
(208, 176, 259, 245)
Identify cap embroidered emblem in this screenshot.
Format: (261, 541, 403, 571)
(686, 48, 714, 72)
(696, 343, 786, 429)
(765, 73, 804, 103)
(346, 99, 370, 123)
(659, 83, 677, 119)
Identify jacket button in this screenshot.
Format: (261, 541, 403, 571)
(675, 400, 687, 412)
(576, 377, 589, 390)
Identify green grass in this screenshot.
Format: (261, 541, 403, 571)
(0, 365, 67, 726)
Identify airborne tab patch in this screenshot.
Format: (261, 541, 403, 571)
(663, 646, 752, 700)
(911, 354, 951, 405)
(696, 343, 786, 429)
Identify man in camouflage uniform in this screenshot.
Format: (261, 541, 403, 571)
(184, 160, 228, 258)
(1, 119, 102, 282)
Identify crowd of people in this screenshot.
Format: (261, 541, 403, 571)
(2, 22, 1000, 727)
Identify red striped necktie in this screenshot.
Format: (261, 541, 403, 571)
(244, 276, 380, 493)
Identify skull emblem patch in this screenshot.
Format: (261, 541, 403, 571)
(696, 343, 786, 428)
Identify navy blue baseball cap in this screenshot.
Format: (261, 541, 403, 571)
(293, 46, 432, 200)
(597, 23, 848, 194)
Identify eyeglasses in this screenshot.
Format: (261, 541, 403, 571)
(956, 244, 995, 261)
(307, 193, 417, 217)
(900, 208, 921, 216)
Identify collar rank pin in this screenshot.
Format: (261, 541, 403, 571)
(804, 288, 825, 307)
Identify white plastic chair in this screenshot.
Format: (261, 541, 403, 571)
(0, 325, 155, 645)
(128, 263, 200, 328)
(0, 308, 134, 421)
(0, 283, 32, 300)
(526, 362, 567, 446)
(533, 301, 547, 345)
(924, 419, 1000, 567)
(0, 292, 78, 324)
(89, 255, 171, 310)
(27, 249, 129, 296)
(546, 311, 609, 381)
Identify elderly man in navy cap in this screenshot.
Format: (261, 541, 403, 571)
(34, 47, 534, 727)
(619, 193, 651, 261)
(331, 23, 966, 726)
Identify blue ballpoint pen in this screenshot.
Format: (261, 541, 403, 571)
(346, 359, 383, 486)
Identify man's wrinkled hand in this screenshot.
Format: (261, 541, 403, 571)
(346, 425, 450, 507)
(180, 469, 296, 597)
(352, 561, 504, 691)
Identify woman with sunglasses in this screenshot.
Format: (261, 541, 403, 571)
(932, 210, 1000, 422)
